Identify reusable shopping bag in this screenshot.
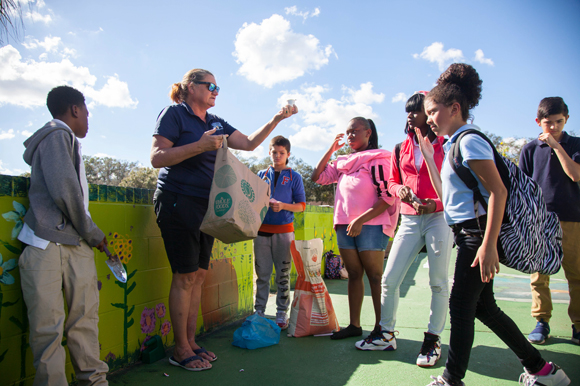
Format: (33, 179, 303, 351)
(449, 128, 563, 275)
(232, 314, 281, 349)
(200, 137, 270, 244)
(288, 239, 340, 337)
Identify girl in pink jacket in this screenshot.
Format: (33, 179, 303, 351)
(354, 92, 453, 367)
(312, 117, 399, 340)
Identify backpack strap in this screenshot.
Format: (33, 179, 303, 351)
(448, 129, 511, 222)
(394, 142, 402, 178)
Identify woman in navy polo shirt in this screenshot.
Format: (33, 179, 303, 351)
(150, 68, 297, 371)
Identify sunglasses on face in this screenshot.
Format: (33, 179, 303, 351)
(194, 81, 220, 93)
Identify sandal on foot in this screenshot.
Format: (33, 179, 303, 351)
(194, 347, 217, 362)
(169, 355, 211, 371)
(331, 324, 363, 340)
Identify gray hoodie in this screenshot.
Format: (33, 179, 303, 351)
(23, 120, 105, 247)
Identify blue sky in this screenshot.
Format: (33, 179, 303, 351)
(1, 0, 579, 175)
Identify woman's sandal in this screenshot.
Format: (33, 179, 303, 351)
(194, 347, 217, 362)
(169, 355, 212, 371)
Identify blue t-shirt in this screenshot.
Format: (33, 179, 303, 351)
(258, 167, 306, 226)
(519, 131, 580, 222)
(154, 102, 237, 198)
(441, 124, 495, 225)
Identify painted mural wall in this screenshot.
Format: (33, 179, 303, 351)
(0, 175, 336, 386)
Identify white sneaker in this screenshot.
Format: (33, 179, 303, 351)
(426, 375, 464, 386)
(355, 329, 397, 351)
(417, 333, 442, 367)
(254, 310, 265, 318)
(275, 311, 289, 330)
(519, 363, 570, 386)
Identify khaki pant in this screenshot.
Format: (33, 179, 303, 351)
(530, 221, 580, 330)
(19, 241, 108, 386)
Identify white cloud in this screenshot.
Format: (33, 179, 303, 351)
(233, 14, 335, 88)
(92, 153, 115, 158)
(280, 82, 384, 150)
(0, 160, 23, 176)
(285, 6, 321, 22)
(0, 45, 138, 109)
(25, 10, 52, 24)
(0, 129, 16, 140)
(413, 42, 464, 71)
(23, 36, 61, 52)
(392, 92, 408, 103)
(20, 130, 32, 136)
(474, 49, 494, 66)
(84, 74, 138, 109)
(22, 0, 52, 24)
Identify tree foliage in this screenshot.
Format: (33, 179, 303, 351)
(483, 131, 532, 165)
(0, 0, 26, 45)
(118, 167, 159, 190)
(83, 156, 139, 186)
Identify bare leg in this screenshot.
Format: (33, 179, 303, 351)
(169, 271, 211, 369)
(359, 250, 386, 328)
(185, 269, 216, 361)
(340, 248, 365, 327)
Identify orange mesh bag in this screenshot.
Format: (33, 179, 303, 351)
(287, 239, 339, 337)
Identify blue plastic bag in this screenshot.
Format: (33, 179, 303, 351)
(232, 314, 281, 349)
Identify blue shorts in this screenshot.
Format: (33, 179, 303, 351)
(335, 225, 389, 252)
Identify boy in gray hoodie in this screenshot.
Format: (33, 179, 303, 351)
(18, 85, 109, 385)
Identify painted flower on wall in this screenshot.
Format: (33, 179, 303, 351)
(0, 253, 18, 285)
(2, 201, 26, 240)
(155, 303, 166, 318)
(108, 233, 133, 264)
(161, 320, 171, 337)
(140, 307, 156, 334)
(105, 352, 116, 362)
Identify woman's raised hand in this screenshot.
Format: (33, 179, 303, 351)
(274, 104, 299, 122)
(330, 133, 346, 153)
(414, 127, 435, 160)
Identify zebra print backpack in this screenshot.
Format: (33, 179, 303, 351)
(449, 129, 563, 275)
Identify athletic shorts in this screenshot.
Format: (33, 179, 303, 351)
(153, 189, 214, 273)
(335, 224, 389, 252)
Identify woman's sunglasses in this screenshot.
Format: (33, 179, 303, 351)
(194, 81, 220, 93)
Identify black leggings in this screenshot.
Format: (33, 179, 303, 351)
(443, 216, 545, 384)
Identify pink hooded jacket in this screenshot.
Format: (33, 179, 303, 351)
(316, 149, 400, 237)
(388, 132, 445, 215)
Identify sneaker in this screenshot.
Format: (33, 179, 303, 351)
(275, 311, 289, 330)
(426, 375, 465, 386)
(519, 362, 570, 386)
(417, 332, 442, 367)
(572, 325, 579, 345)
(528, 319, 550, 344)
(254, 310, 265, 318)
(355, 328, 397, 351)
(330, 324, 363, 340)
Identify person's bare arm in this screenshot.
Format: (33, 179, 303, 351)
(227, 105, 298, 151)
(150, 128, 224, 168)
(415, 128, 442, 200)
(539, 133, 580, 182)
(467, 159, 507, 283)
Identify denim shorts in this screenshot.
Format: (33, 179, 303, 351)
(335, 224, 389, 252)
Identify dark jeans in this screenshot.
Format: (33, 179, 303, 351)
(443, 216, 545, 385)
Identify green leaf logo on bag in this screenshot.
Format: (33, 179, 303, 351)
(260, 206, 268, 222)
(214, 192, 233, 217)
(240, 179, 255, 202)
(214, 165, 237, 188)
(239, 199, 255, 225)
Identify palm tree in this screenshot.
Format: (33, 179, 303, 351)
(0, 0, 24, 45)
